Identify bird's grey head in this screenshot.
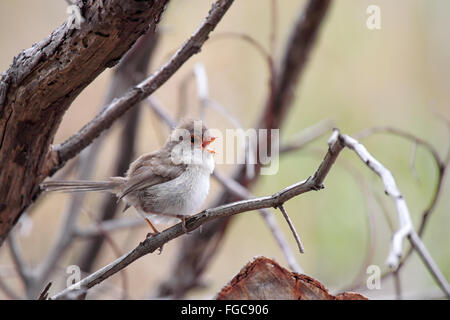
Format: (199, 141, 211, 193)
(165, 119, 216, 167)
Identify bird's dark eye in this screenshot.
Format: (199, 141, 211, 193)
(190, 135, 195, 144)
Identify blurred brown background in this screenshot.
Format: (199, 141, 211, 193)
(0, 0, 449, 299)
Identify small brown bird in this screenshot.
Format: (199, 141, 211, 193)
(41, 119, 216, 234)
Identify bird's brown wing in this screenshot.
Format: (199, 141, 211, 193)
(117, 150, 186, 200)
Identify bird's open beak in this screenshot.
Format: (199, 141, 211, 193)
(202, 136, 217, 153)
(202, 136, 216, 148)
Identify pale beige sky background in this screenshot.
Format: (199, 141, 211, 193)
(0, 0, 449, 299)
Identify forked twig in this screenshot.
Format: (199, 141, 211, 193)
(277, 204, 305, 254)
(51, 129, 450, 299)
(356, 126, 449, 284)
(338, 131, 450, 298)
(51, 129, 344, 299)
(148, 96, 304, 272)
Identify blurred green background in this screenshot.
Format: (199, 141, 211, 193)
(0, 0, 449, 299)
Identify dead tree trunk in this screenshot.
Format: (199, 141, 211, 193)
(0, 0, 168, 245)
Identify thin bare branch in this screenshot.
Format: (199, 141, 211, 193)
(340, 133, 414, 268)
(356, 126, 448, 277)
(36, 146, 97, 291)
(430, 105, 450, 163)
(280, 119, 334, 154)
(53, 0, 235, 166)
(339, 132, 450, 298)
(51, 129, 345, 299)
(355, 126, 442, 168)
(257, 209, 303, 273)
(409, 141, 420, 181)
(76, 28, 160, 275)
(191, 62, 256, 179)
(213, 171, 303, 273)
(0, 0, 169, 245)
(205, 99, 243, 129)
(393, 270, 402, 300)
(7, 25, 162, 299)
(83, 210, 129, 300)
(159, 0, 332, 297)
(270, 0, 278, 57)
(38, 282, 52, 300)
(149, 94, 303, 273)
(194, 63, 209, 120)
(52, 128, 448, 299)
(408, 232, 450, 297)
(300, 146, 379, 291)
(264, 0, 331, 129)
(211, 32, 273, 69)
(75, 217, 144, 238)
(7, 233, 31, 288)
(277, 204, 305, 254)
(176, 72, 195, 121)
(148, 97, 177, 129)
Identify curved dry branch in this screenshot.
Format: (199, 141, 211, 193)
(76, 29, 160, 275)
(51, 129, 449, 299)
(158, 0, 332, 298)
(356, 126, 443, 172)
(211, 32, 273, 70)
(0, 30, 163, 300)
(0, 0, 169, 245)
(338, 132, 450, 298)
(53, 0, 235, 166)
(51, 129, 344, 299)
(339, 133, 415, 268)
(148, 97, 306, 274)
(356, 126, 449, 281)
(359, 127, 447, 239)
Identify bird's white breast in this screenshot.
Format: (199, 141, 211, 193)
(177, 164, 211, 213)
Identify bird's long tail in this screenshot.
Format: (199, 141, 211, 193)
(41, 177, 125, 193)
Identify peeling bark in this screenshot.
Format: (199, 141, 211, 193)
(216, 257, 367, 300)
(0, 0, 169, 245)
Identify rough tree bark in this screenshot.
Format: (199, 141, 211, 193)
(0, 0, 169, 245)
(216, 257, 368, 300)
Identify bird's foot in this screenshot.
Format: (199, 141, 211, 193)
(145, 218, 160, 234)
(146, 231, 159, 238)
(177, 215, 189, 234)
(145, 231, 164, 254)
